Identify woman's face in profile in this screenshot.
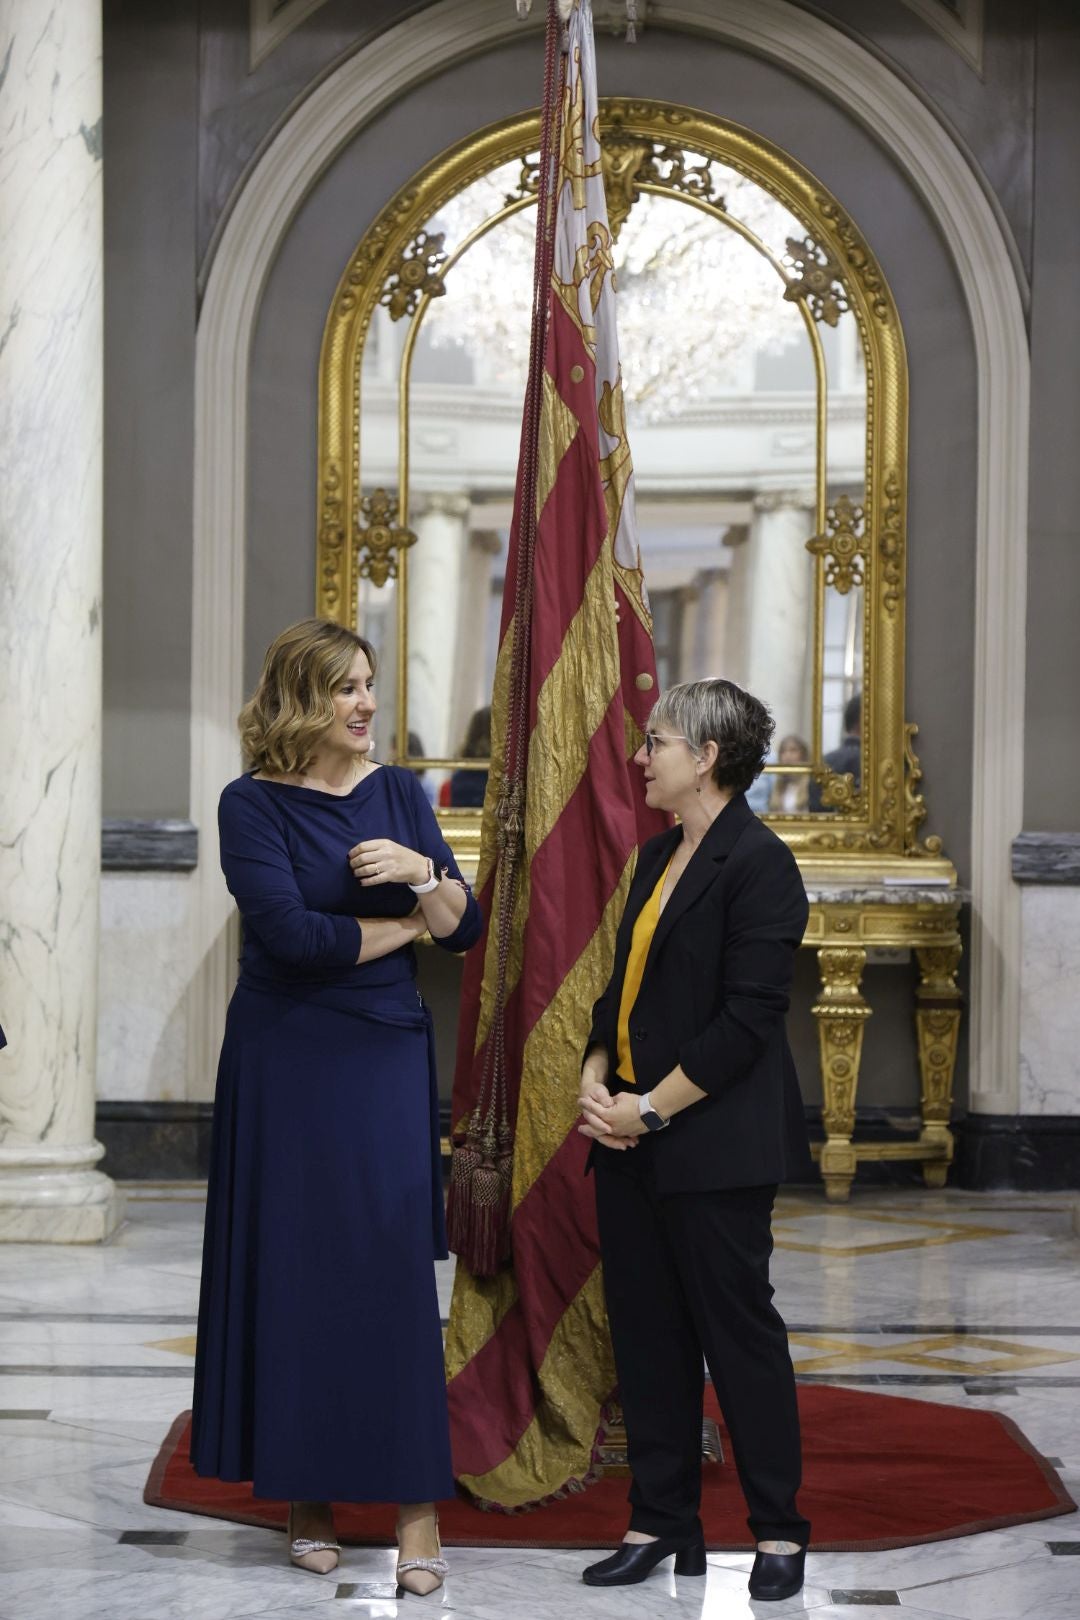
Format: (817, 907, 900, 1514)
(328, 648, 377, 760)
(635, 728, 698, 813)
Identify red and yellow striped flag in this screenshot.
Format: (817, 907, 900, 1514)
(445, 0, 668, 1508)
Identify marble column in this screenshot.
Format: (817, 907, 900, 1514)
(731, 492, 815, 740)
(0, 3, 124, 1240)
(408, 493, 471, 757)
(447, 528, 501, 754)
(681, 566, 728, 679)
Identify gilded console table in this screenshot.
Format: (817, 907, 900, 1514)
(802, 883, 969, 1202)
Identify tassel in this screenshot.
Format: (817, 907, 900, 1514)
(446, 1141, 513, 1276)
(516, 0, 533, 16)
(625, 1, 638, 43)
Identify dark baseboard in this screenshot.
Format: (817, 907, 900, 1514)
(1011, 831, 1080, 884)
(97, 1101, 213, 1181)
(796, 1105, 929, 1188)
(102, 820, 198, 871)
(952, 1114, 1080, 1191)
(98, 1102, 1080, 1192)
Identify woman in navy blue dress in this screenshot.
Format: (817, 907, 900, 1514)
(191, 618, 481, 1590)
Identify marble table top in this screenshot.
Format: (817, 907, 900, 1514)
(803, 885, 971, 905)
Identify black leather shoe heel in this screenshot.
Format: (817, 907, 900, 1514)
(748, 1545, 806, 1601)
(582, 1530, 707, 1586)
(673, 1536, 708, 1577)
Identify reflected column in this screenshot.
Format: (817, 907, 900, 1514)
(408, 493, 471, 758)
(682, 567, 729, 680)
(742, 490, 815, 739)
(0, 2, 125, 1239)
(448, 528, 501, 754)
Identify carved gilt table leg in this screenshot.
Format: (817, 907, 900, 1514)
(812, 945, 871, 1203)
(598, 1407, 724, 1474)
(914, 942, 963, 1188)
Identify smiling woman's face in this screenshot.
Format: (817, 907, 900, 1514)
(326, 647, 376, 759)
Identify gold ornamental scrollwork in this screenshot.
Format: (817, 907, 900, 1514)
(599, 135, 653, 238)
(813, 943, 871, 1199)
(334, 186, 422, 322)
(354, 488, 417, 588)
(904, 723, 944, 857)
(867, 761, 900, 852)
(783, 235, 850, 326)
(814, 194, 892, 325)
(914, 941, 962, 1186)
(806, 494, 869, 593)
(810, 767, 859, 816)
(505, 154, 541, 206)
(318, 461, 348, 615)
(598, 135, 718, 240)
(881, 471, 904, 617)
(380, 230, 448, 320)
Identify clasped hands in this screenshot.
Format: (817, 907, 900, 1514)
(348, 838, 429, 888)
(578, 1063, 646, 1151)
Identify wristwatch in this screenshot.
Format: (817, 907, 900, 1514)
(638, 1092, 670, 1132)
(408, 858, 441, 895)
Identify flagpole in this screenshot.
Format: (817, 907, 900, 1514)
(445, 0, 568, 1276)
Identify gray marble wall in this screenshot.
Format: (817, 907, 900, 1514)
(102, 0, 198, 818)
(1024, 0, 1080, 832)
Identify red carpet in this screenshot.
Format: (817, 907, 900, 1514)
(145, 1385, 1075, 1552)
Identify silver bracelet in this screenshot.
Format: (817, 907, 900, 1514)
(408, 858, 440, 895)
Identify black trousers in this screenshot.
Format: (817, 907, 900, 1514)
(594, 1150, 810, 1546)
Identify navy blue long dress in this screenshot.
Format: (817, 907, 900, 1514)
(191, 765, 481, 1503)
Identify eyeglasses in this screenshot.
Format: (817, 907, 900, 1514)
(644, 730, 697, 757)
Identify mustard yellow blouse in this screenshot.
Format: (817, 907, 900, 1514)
(615, 858, 672, 1086)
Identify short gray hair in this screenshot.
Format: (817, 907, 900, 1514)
(649, 678, 775, 794)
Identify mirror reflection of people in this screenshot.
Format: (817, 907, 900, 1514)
(808, 692, 861, 812)
(190, 618, 482, 1593)
(744, 751, 773, 814)
(768, 734, 810, 815)
(446, 705, 491, 808)
(577, 678, 811, 1603)
(390, 729, 438, 808)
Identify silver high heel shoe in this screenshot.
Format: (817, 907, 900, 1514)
(396, 1513, 448, 1597)
(287, 1502, 341, 1574)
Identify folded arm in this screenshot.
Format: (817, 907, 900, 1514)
(220, 788, 421, 968)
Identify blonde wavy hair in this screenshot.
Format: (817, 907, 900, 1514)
(239, 618, 377, 776)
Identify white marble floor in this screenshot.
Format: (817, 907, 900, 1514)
(0, 1187, 1077, 1620)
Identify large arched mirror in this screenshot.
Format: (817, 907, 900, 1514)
(319, 102, 936, 871)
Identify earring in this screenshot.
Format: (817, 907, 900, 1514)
(695, 779, 702, 795)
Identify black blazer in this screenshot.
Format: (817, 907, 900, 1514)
(585, 793, 812, 1194)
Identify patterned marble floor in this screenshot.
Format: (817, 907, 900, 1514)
(0, 1187, 1077, 1620)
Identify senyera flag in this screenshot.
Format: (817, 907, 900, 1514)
(445, 0, 668, 1509)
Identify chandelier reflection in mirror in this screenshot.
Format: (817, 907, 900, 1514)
(319, 102, 934, 864)
(426, 162, 811, 424)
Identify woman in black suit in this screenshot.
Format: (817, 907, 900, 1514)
(578, 678, 811, 1602)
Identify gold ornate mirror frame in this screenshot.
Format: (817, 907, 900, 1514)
(316, 100, 952, 880)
